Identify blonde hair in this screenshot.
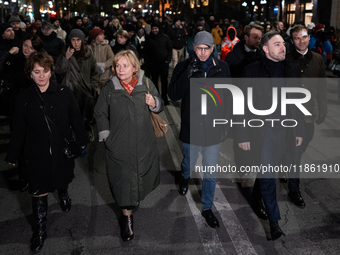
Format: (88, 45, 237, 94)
(116, 30, 129, 39)
(112, 18, 122, 29)
(112, 50, 141, 77)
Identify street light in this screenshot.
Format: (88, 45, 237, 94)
(4, 1, 9, 5)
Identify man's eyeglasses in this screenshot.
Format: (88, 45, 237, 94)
(196, 46, 211, 52)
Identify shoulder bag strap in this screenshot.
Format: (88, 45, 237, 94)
(32, 87, 69, 143)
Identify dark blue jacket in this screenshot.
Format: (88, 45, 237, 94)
(168, 54, 232, 146)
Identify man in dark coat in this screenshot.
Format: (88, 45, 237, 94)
(0, 23, 20, 52)
(225, 22, 267, 220)
(235, 31, 304, 240)
(225, 23, 264, 78)
(39, 21, 65, 63)
(0, 23, 20, 103)
(169, 31, 232, 228)
(285, 24, 327, 207)
(168, 18, 186, 67)
(144, 23, 172, 104)
(8, 15, 28, 43)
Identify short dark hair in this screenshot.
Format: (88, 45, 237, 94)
(22, 34, 44, 52)
(260, 30, 281, 48)
(290, 24, 308, 39)
(25, 52, 55, 78)
(243, 23, 264, 37)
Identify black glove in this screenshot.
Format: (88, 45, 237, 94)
(187, 59, 201, 78)
(315, 113, 326, 125)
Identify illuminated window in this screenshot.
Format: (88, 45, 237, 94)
(305, 1, 313, 11)
(288, 3, 296, 11)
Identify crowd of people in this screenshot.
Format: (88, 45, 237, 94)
(0, 10, 335, 252)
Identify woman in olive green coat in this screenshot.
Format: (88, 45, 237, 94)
(94, 50, 164, 242)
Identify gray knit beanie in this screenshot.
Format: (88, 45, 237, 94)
(8, 16, 21, 23)
(68, 29, 85, 43)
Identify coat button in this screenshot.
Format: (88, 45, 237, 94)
(301, 70, 303, 72)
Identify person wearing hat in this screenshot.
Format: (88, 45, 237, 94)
(0, 23, 19, 52)
(38, 21, 64, 63)
(198, 16, 210, 32)
(55, 29, 99, 142)
(87, 27, 114, 92)
(8, 15, 27, 42)
(168, 18, 186, 68)
(8, 15, 21, 31)
(187, 22, 204, 58)
(168, 31, 232, 228)
(144, 23, 172, 104)
(51, 17, 67, 43)
(74, 16, 89, 37)
(28, 22, 39, 35)
(0, 23, 20, 116)
(309, 23, 333, 67)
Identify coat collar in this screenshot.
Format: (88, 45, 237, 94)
(110, 70, 145, 90)
(290, 46, 313, 61)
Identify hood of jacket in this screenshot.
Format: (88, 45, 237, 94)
(91, 39, 109, 47)
(226, 26, 237, 42)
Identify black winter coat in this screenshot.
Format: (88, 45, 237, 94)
(0, 52, 33, 119)
(111, 40, 140, 60)
(235, 57, 304, 166)
(225, 40, 263, 77)
(39, 32, 65, 63)
(168, 54, 233, 146)
(286, 48, 327, 123)
(144, 31, 172, 65)
(168, 25, 186, 50)
(5, 81, 87, 194)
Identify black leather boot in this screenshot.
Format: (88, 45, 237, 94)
(31, 196, 48, 252)
(58, 189, 71, 212)
(120, 215, 134, 242)
(269, 221, 285, 240)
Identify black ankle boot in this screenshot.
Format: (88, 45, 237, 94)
(120, 215, 134, 242)
(58, 189, 71, 212)
(31, 196, 48, 252)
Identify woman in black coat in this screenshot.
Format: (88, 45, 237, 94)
(5, 52, 87, 253)
(111, 29, 140, 60)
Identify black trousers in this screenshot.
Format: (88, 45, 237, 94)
(150, 63, 169, 102)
